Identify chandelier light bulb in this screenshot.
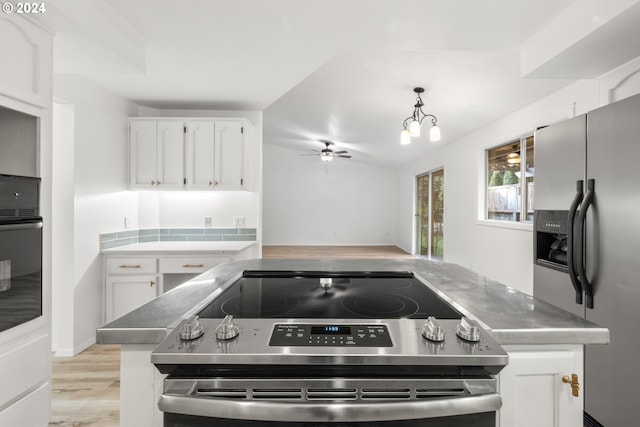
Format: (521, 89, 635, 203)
(429, 124, 441, 142)
(400, 128, 411, 145)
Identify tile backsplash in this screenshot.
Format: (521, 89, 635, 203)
(100, 227, 257, 250)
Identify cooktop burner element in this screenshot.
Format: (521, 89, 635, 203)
(341, 293, 419, 318)
(197, 270, 462, 319)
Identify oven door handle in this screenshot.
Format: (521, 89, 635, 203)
(0, 221, 43, 231)
(159, 393, 502, 422)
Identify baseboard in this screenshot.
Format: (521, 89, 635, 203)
(52, 336, 96, 358)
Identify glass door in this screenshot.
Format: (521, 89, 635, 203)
(416, 169, 444, 260)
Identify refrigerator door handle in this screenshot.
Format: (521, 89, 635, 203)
(577, 179, 595, 309)
(567, 180, 584, 304)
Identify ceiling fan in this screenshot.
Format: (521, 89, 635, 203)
(302, 140, 351, 162)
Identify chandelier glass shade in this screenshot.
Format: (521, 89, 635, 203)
(401, 87, 440, 144)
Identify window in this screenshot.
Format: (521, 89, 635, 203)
(416, 168, 444, 259)
(486, 135, 534, 222)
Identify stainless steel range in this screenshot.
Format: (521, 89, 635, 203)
(152, 270, 508, 426)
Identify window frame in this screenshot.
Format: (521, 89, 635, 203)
(482, 133, 534, 225)
(415, 167, 445, 260)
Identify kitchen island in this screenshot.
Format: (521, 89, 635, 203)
(97, 258, 608, 427)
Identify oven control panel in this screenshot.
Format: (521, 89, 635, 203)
(269, 324, 392, 347)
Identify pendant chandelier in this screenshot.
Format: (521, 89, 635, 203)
(400, 87, 441, 145)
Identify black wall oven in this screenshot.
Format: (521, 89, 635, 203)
(0, 174, 42, 333)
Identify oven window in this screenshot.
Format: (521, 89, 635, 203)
(0, 221, 43, 332)
(164, 412, 496, 427)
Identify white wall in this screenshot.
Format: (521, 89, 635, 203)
(53, 75, 139, 356)
(263, 143, 397, 245)
(397, 56, 640, 295)
(136, 191, 258, 229)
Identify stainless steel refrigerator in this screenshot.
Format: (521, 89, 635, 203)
(533, 92, 640, 426)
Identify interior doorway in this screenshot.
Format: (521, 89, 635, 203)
(416, 168, 444, 260)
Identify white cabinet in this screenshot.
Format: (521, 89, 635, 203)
(130, 120, 184, 189)
(184, 119, 246, 190)
(104, 254, 231, 322)
(0, 13, 52, 108)
(105, 257, 159, 321)
(214, 120, 245, 190)
(106, 275, 159, 321)
(132, 118, 248, 190)
(184, 120, 216, 189)
(498, 345, 584, 427)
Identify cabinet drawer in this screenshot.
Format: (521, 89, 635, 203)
(106, 257, 157, 274)
(159, 257, 229, 274)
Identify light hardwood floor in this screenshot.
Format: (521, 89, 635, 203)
(49, 245, 414, 426)
(50, 344, 120, 426)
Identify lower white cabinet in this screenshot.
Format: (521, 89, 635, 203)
(104, 253, 231, 323)
(498, 345, 584, 427)
(0, 333, 50, 427)
(106, 275, 159, 321)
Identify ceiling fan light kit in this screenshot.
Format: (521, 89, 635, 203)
(401, 87, 441, 144)
(302, 140, 352, 162)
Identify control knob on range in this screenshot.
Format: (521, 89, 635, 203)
(421, 316, 445, 342)
(216, 315, 240, 340)
(179, 315, 205, 340)
(456, 317, 480, 342)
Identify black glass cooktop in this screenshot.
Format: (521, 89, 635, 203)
(197, 270, 462, 319)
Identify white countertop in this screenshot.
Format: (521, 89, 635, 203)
(101, 240, 256, 255)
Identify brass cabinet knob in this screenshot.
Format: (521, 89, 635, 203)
(562, 374, 580, 397)
(150, 280, 155, 287)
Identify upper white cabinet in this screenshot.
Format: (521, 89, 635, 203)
(130, 120, 184, 189)
(0, 14, 52, 107)
(131, 118, 248, 191)
(214, 120, 245, 190)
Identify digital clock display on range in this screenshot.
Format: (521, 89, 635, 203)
(311, 325, 351, 335)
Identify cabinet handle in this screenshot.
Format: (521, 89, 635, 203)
(209, 180, 213, 186)
(151, 180, 156, 186)
(183, 264, 204, 268)
(119, 264, 142, 269)
(157, 181, 161, 185)
(562, 374, 580, 397)
(150, 280, 155, 287)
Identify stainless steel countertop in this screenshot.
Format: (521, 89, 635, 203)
(96, 259, 609, 346)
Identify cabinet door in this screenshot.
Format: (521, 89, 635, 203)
(130, 120, 158, 188)
(156, 120, 185, 189)
(0, 13, 52, 108)
(214, 120, 244, 190)
(185, 120, 216, 189)
(106, 275, 159, 322)
(498, 348, 583, 427)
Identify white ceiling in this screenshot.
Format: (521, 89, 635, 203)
(38, 0, 640, 168)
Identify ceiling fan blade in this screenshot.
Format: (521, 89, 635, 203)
(332, 150, 348, 154)
(337, 155, 351, 158)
